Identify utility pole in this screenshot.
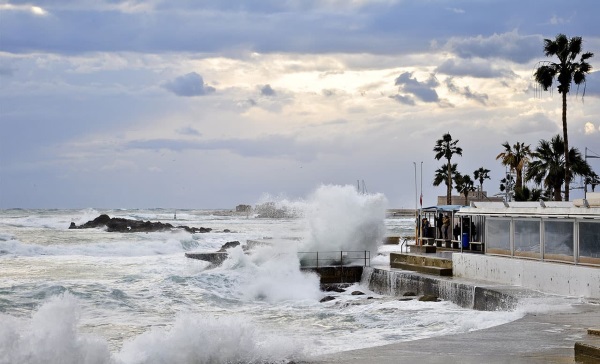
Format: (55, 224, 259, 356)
(585, 147, 600, 199)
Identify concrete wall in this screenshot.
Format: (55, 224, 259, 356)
(363, 267, 517, 311)
(452, 253, 600, 299)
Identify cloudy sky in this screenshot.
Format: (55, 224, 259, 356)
(1, 0, 599, 209)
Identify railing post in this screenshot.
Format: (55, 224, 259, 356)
(340, 251, 344, 283)
(316, 251, 319, 268)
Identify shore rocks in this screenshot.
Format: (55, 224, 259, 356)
(69, 214, 212, 233)
(419, 294, 441, 302)
(320, 296, 336, 303)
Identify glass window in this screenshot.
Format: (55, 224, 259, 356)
(486, 218, 510, 252)
(514, 219, 540, 254)
(544, 220, 574, 257)
(579, 221, 600, 259)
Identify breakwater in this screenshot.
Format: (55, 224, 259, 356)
(362, 267, 517, 311)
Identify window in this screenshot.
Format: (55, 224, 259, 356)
(514, 219, 540, 257)
(486, 218, 510, 253)
(579, 221, 600, 262)
(544, 220, 574, 260)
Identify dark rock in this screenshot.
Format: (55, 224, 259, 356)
(398, 298, 414, 301)
(419, 295, 440, 302)
(69, 215, 212, 233)
(403, 292, 417, 297)
(218, 241, 240, 252)
(351, 291, 365, 296)
(367, 296, 374, 299)
(320, 296, 336, 303)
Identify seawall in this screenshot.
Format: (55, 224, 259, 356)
(362, 266, 518, 311)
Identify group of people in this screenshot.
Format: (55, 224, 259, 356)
(420, 213, 477, 241)
(420, 213, 450, 239)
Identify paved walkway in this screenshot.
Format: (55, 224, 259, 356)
(310, 281, 600, 363)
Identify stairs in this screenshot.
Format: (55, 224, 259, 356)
(575, 328, 600, 362)
(390, 252, 453, 276)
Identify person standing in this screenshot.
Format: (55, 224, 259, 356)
(436, 213, 443, 239)
(442, 214, 450, 240)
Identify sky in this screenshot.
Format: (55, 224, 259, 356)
(1, 0, 599, 209)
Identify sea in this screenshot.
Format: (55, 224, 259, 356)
(0, 185, 578, 364)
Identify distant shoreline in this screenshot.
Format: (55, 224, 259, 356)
(386, 209, 416, 217)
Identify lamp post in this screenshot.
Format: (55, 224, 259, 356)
(585, 147, 600, 199)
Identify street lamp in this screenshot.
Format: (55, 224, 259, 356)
(584, 147, 600, 199)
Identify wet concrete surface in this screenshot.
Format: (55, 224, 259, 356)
(310, 282, 600, 363)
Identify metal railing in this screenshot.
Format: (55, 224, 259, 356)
(297, 250, 371, 268)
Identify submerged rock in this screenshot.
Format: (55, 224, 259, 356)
(320, 296, 336, 303)
(419, 295, 440, 302)
(69, 214, 212, 233)
(351, 291, 365, 296)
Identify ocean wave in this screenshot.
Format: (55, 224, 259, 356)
(0, 293, 306, 364)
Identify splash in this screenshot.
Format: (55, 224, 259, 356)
(0, 293, 112, 364)
(0, 293, 306, 364)
(300, 184, 388, 254)
(219, 245, 322, 303)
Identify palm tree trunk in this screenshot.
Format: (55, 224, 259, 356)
(562, 92, 570, 201)
(446, 160, 452, 205)
(554, 182, 562, 201)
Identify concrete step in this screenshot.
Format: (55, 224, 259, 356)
(390, 261, 453, 276)
(574, 328, 600, 362)
(390, 252, 453, 269)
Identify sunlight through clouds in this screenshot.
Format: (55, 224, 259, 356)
(0, 4, 48, 16)
(585, 122, 598, 135)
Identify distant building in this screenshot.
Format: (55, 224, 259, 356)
(437, 191, 503, 206)
(236, 204, 252, 212)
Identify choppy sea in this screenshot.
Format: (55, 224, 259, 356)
(0, 185, 571, 364)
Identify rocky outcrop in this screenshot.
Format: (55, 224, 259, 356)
(69, 214, 212, 233)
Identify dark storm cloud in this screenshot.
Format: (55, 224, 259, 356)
(2, 0, 597, 59)
(163, 72, 215, 97)
(260, 84, 276, 96)
(394, 72, 439, 103)
(442, 32, 543, 64)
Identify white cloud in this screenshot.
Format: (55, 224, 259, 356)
(585, 122, 598, 135)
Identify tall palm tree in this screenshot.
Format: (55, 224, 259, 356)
(473, 167, 491, 199)
(433, 163, 460, 204)
(534, 34, 594, 201)
(433, 133, 462, 204)
(496, 141, 531, 192)
(525, 134, 592, 201)
(455, 174, 476, 205)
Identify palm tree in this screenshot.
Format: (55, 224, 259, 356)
(496, 141, 531, 193)
(433, 133, 463, 204)
(455, 174, 476, 205)
(585, 171, 599, 193)
(534, 34, 594, 201)
(525, 135, 592, 200)
(499, 173, 515, 201)
(473, 167, 491, 199)
(433, 163, 460, 204)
